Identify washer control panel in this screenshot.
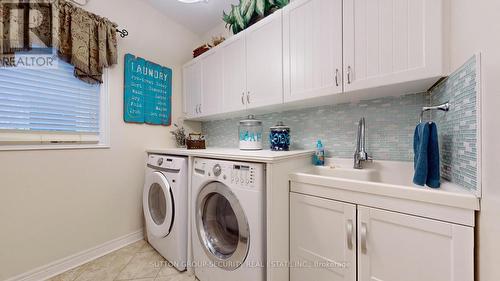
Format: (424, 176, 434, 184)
(148, 154, 186, 171)
(231, 164, 255, 186)
(193, 158, 265, 190)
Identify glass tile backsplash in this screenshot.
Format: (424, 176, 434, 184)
(202, 93, 429, 161)
(431, 55, 479, 192)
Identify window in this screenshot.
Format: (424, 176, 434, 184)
(0, 59, 109, 149)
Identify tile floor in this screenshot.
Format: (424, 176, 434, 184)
(48, 240, 196, 281)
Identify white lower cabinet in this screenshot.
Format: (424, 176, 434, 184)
(357, 206, 474, 281)
(290, 193, 356, 281)
(290, 193, 474, 281)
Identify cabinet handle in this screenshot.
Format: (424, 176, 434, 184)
(346, 219, 353, 250)
(195, 105, 199, 114)
(198, 104, 202, 114)
(241, 92, 245, 105)
(247, 92, 250, 104)
(347, 66, 352, 84)
(361, 222, 368, 254)
(335, 68, 340, 87)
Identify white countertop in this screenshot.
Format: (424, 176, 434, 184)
(146, 147, 314, 163)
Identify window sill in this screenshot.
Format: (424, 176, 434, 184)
(0, 143, 111, 152)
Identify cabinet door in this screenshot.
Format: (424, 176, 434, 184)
(245, 10, 284, 109)
(357, 206, 473, 281)
(290, 193, 357, 281)
(200, 50, 223, 116)
(343, 0, 444, 92)
(283, 0, 343, 102)
(182, 60, 202, 117)
(222, 35, 247, 113)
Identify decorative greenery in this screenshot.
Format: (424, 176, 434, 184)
(223, 0, 289, 34)
(170, 123, 187, 148)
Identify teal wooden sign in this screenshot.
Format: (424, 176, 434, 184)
(124, 54, 172, 126)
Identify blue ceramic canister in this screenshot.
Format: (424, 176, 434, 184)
(270, 121, 291, 151)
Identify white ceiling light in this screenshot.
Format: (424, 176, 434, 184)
(177, 0, 208, 3)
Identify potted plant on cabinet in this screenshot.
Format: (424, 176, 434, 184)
(223, 0, 289, 34)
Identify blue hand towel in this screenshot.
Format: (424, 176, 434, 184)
(426, 122, 441, 188)
(413, 123, 429, 186)
(413, 122, 441, 188)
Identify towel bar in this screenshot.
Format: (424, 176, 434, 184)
(419, 102, 450, 123)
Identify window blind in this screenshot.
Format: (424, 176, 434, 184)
(0, 60, 101, 143)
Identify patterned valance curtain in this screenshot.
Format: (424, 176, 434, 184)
(0, 0, 117, 84)
(56, 0, 118, 84)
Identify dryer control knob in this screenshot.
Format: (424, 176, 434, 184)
(213, 164, 222, 177)
(157, 158, 163, 166)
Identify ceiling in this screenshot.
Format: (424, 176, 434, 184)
(146, 0, 239, 35)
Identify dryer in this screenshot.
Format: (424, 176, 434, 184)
(191, 157, 266, 281)
(143, 154, 188, 271)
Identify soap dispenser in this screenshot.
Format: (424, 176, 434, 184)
(313, 140, 325, 166)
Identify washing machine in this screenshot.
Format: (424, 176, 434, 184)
(191, 157, 266, 281)
(143, 154, 188, 271)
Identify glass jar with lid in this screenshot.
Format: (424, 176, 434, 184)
(270, 121, 291, 151)
(239, 115, 263, 150)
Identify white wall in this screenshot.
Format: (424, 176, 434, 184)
(0, 0, 201, 279)
(448, 1, 500, 280)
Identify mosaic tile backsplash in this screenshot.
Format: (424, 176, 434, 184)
(201, 56, 479, 191)
(431, 55, 479, 192)
(202, 93, 429, 161)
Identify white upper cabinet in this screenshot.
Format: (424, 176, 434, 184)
(182, 0, 446, 119)
(200, 49, 223, 116)
(245, 10, 284, 109)
(222, 35, 247, 113)
(182, 60, 202, 118)
(343, 0, 444, 92)
(290, 193, 357, 281)
(357, 206, 473, 281)
(283, 0, 343, 102)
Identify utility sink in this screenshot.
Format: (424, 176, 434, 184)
(290, 158, 480, 211)
(298, 158, 434, 187)
(307, 164, 378, 182)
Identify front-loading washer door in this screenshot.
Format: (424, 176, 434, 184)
(196, 181, 250, 271)
(143, 171, 174, 238)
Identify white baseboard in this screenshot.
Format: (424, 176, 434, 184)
(5, 229, 144, 281)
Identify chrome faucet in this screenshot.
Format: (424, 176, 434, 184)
(354, 117, 372, 169)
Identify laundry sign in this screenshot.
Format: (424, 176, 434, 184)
(124, 54, 172, 125)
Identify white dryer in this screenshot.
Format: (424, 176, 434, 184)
(191, 157, 266, 281)
(143, 154, 188, 271)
